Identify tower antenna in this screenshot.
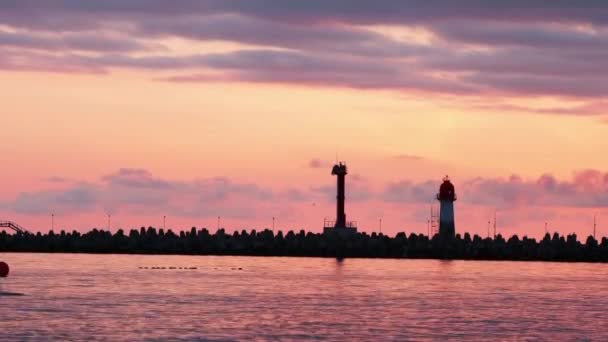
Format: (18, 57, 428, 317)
(594, 215, 597, 240)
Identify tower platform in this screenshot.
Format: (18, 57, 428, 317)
(323, 219, 357, 237)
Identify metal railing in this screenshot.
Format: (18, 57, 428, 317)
(0, 221, 29, 234)
(323, 220, 357, 229)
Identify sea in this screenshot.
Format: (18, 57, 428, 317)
(0, 253, 607, 341)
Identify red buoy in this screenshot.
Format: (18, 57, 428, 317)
(0, 261, 9, 277)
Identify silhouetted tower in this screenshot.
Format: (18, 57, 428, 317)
(333, 162, 347, 228)
(436, 176, 456, 238)
(324, 162, 357, 235)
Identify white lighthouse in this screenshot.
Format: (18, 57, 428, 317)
(436, 176, 456, 238)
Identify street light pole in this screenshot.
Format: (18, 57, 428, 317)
(487, 220, 490, 238)
(494, 211, 497, 238)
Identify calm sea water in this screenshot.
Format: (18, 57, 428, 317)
(0, 253, 607, 341)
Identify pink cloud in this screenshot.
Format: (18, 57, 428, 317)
(3, 168, 608, 238)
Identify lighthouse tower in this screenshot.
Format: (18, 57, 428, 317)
(436, 176, 456, 238)
(323, 162, 357, 235)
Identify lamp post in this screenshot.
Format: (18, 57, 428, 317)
(493, 211, 497, 238)
(487, 220, 491, 238)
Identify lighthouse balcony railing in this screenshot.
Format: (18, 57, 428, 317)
(345, 221, 357, 228)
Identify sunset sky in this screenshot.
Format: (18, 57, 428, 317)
(1, 1, 608, 238)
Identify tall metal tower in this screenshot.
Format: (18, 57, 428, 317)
(436, 176, 456, 239)
(324, 162, 357, 235)
(333, 162, 347, 229)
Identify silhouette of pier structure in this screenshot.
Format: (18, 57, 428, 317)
(0, 221, 29, 234)
(1, 226, 607, 262)
(324, 162, 357, 236)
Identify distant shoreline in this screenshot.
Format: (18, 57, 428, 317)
(2, 227, 608, 263)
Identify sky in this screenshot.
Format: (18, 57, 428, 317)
(1, 1, 608, 238)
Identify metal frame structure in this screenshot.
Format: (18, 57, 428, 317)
(0, 221, 30, 234)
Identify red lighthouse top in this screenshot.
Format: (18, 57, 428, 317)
(437, 175, 456, 201)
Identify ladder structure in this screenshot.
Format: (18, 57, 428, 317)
(430, 204, 439, 237)
(0, 221, 30, 234)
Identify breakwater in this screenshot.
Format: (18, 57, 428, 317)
(1, 228, 607, 262)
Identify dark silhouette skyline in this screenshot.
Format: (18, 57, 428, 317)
(2, 227, 608, 263)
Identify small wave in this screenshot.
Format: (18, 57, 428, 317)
(0, 291, 25, 296)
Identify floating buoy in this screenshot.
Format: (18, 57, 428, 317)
(0, 261, 9, 277)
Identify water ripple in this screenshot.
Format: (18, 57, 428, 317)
(1, 254, 607, 340)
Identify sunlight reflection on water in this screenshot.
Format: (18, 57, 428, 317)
(1, 253, 607, 340)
